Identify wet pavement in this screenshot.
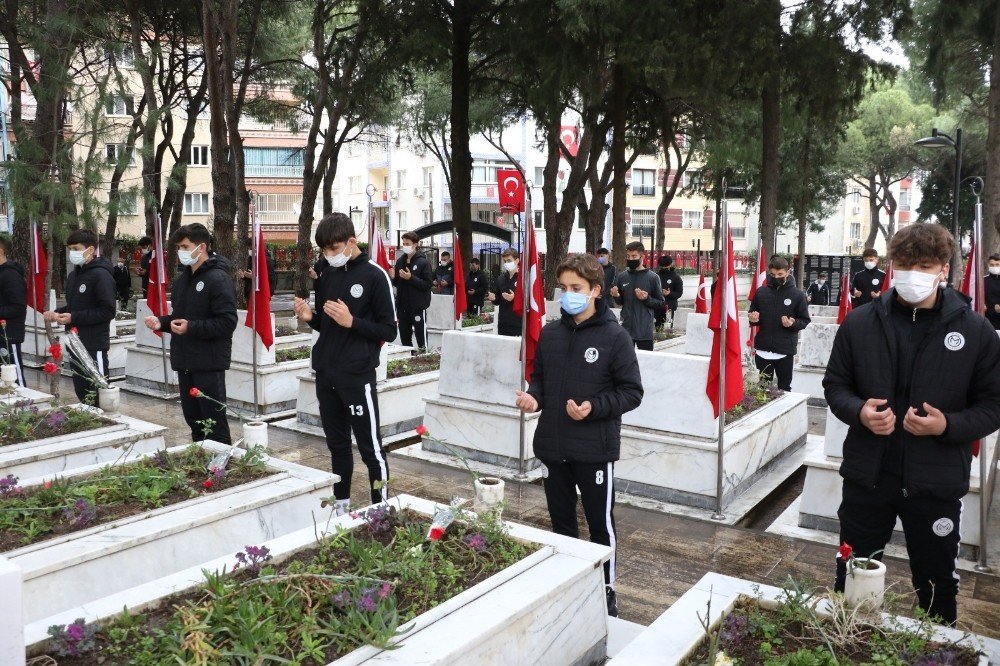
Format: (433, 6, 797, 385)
(22, 368, 1000, 641)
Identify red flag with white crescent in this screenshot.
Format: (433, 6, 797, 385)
(837, 272, 853, 324)
(747, 241, 766, 348)
(706, 229, 744, 418)
(453, 234, 467, 324)
(26, 223, 47, 311)
(497, 168, 525, 213)
(694, 269, 708, 314)
(244, 208, 274, 350)
(146, 215, 169, 336)
(513, 224, 545, 382)
(560, 125, 579, 158)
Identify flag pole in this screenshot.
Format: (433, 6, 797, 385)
(516, 191, 530, 481)
(29, 219, 39, 376)
(250, 198, 260, 419)
(453, 228, 459, 331)
(155, 214, 170, 394)
(971, 179, 993, 573)
(712, 182, 729, 522)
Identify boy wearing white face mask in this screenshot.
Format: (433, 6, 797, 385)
(851, 248, 885, 307)
(489, 247, 522, 336)
(824, 223, 1000, 626)
(44, 229, 116, 402)
(985, 253, 1000, 330)
(392, 231, 432, 351)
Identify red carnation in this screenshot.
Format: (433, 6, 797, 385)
(428, 526, 444, 541)
(43, 361, 58, 375)
(203, 479, 213, 490)
(49, 343, 62, 361)
(838, 543, 853, 560)
(415, 425, 429, 436)
(189, 388, 201, 398)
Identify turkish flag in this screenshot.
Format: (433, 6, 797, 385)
(497, 168, 525, 213)
(26, 223, 47, 311)
(560, 125, 579, 158)
(244, 224, 274, 350)
(706, 229, 744, 419)
(453, 235, 467, 324)
(146, 216, 169, 336)
(513, 223, 545, 382)
(837, 272, 853, 324)
(694, 269, 708, 314)
(372, 232, 392, 273)
(747, 241, 766, 348)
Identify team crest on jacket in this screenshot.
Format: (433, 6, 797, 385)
(196, 281, 205, 292)
(932, 517, 954, 537)
(79, 284, 86, 293)
(585, 347, 599, 363)
(350, 284, 364, 298)
(944, 332, 965, 351)
(783, 298, 791, 306)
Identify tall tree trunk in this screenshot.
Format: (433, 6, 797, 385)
(449, 0, 474, 275)
(864, 175, 881, 250)
(322, 161, 335, 216)
(985, 2, 1000, 255)
(795, 132, 811, 287)
(127, 0, 161, 244)
(760, 69, 781, 259)
(541, 118, 560, 295)
(610, 63, 627, 266)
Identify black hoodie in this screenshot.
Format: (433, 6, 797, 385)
(527, 297, 644, 463)
(310, 252, 397, 387)
(0, 261, 27, 344)
(158, 254, 238, 372)
(393, 250, 433, 312)
(57, 256, 116, 351)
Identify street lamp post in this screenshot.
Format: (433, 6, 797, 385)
(915, 127, 963, 282)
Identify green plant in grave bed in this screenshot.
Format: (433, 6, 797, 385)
(386, 352, 441, 379)
(275, 345, 311, 363)
(0, 402, 112, 447)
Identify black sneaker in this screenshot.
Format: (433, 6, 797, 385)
(606, 588, 619, 617)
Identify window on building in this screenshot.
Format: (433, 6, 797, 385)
(351, 209, 363, 227)
(423, 209, 432, 226)
(256, 193, 301, 216)
(423, 166, 434, 188)
(850, 188, 861, 204)
(472, 160, 515, 184)
(682, 210, 703, 229)
(105, 96, 134, 117)
(534, 210, 543, 229)
(348, 176, 361, 193)
(105, 45, 134, 69)
(244, 147, 305, 177)
(899, 188, 911, 211)
(850, 222, 862, 240)
(632, 169, 655, 196)
(682, 170, 703, 189)
(105, 143, 134, 165)
(190, 145, 209, 167)
(396, 170, 407, 189)
(397, 211, 407, 230)
(731, 227, 746, 239)
(116, 193, 138, 216)
(184, 193, 210, 214)
(631, 209, 655, 239)
(534, 167, 544, 188)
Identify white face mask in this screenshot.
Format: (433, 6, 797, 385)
(68, 249, 89, 266)
(177, 245, 203, 266)
(504, 261, 517, 272)
(401, 245, 415, 256)
(326, 247, 350, 268)
(818, 279, 826, 285)
(864, 261, 877, 270)
(989, 266, 1000, 276)
(894, 269, 941, 304)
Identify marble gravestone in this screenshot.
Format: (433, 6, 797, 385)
(790, 322, 839, 406)
(123, 299, 179, 397)
(682, 312, 751, 357)
(19, 290, 61, 367)
(0, 556, 23, 666)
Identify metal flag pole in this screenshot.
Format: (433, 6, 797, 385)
(154, 214, 170, 393)
(250, 196, 260, 419)
(29, 218, 40, 375)
(453, 227, 459, 331)
(712, 181, 729, 522)
(516, 186, 530, 481)
(971, 179, 993, 573)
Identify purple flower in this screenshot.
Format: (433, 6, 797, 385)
(44, 410, 68, 429)
(61, 499, 98, 528)
(332, 590, 351, 609)
(0, 474, 23, 498)
(212, 466, 228, 481)
(464, 533, 488, 553)
(377, 582, 392, 599)
(357, 590, 378, 612)
(233, 544, 272, 576)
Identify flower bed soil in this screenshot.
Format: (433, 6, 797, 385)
(276, 345, 311, 363)
(0, 405, 116, 447)
(724, 381, 784, 425)
(45, 506, 535, 664)
(0, 446, 272, 552)
(386, 352, 441, 379)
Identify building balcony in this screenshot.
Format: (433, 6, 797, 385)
(245, 164, 303, 178)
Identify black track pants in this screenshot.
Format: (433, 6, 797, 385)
(398, 309, 427, 350)
(177, 369, 232, 445)
(68, 347, 110, 404)
(754, 353, 794, 391)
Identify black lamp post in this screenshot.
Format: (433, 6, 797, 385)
(915, 127, 963, 283)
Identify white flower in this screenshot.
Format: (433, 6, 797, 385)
(714, 652, 735, 666)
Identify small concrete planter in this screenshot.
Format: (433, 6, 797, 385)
(474, 476, 505, 512)
(98, 386, 121, 415)
(0, 364, 17, 387)
(24, 495, 611, 665)
(242, 420, 268, 448)
(845, 558, 886, 608)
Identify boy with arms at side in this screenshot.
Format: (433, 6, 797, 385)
(515, 253, 644, 618)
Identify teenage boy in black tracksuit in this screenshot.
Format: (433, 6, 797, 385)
(135, 236, 152, 295)
(392, 231, 432, 350)
(806, 272, 831, 305)
(434, 251, 454, 295)
(490, 248, 522, 336)
(0, 235, 27, 385)
(144, 223, 237, 444)
(748, 255, 810, 391)
(655, 255, 684, 329)
(852, 248, 886, 307)
(45, 229, 116, 403)
(598, 247, 617, 294)
(516, 253, 643, 619)
(825, 224, 1000, 626)
(466, 258, 488, 316)
(294, 213, 397, 514)
(985, 253, 1000, 330)
(611, 241, 664, 350)
(113, 257, 131, 309)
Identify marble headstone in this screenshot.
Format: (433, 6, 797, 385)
(135, 298, 172, 349)
(683, 312, 750, 357)
(798, 323, 838, 368)
(623, 351, 718, 439)
(808, 305, 840, 318)
(427, 293, 457, 331)
(437, 331, 522, 407)
(0, 556, 23, 666)
(824, 406, 849, 458)
(231, 310, 277, 365)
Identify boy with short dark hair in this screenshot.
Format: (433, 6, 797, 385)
(985, 253, 1000, 330)
(807, 272, 831, 305)
(466, 258, 487, 315)
(597, 247, 617, 293)
(656, 255, 683, 329)
(490, 248, 522, 336)
(144, 223, 237, 444)
(516, 252, 643, 618)
(293, 213, 397, 513)
(0, 234, 27, 385)
(825, 223, 1000, 625)
(45, 229, 116, 402)
(852, 248, 885, 307)
(611, 241, 664, 350)
(748, 255, 810, 391)
(434, 251, 454, 295)
(135, 236, 152, 295)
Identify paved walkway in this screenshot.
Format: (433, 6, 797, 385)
(22, 368, 1000, 641)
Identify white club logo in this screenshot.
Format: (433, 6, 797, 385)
(414, 315, 421, 322)
(350, 284, 364, 298)
(783, 298, 792, 306)
(872, 278, 880, 285)
(196, 281, 205, 292)
(78, 284, 86, 293)
(932, 517, 954, 537)
(944, 332, 965, 352)
(585, 347, 599, 364)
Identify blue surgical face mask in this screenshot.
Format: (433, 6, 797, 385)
(560, 290, 592, 315)
(597, 256, 607, 265)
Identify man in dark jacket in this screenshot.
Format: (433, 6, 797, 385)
(516, 253, 643, 619)
(0, 234, 27, 385)
(113, 256, 132, 309)
(433, 250, 454, 295)
(134, 236, 152, 295)
(466, 257, 488, 316)
(985, 253, 1000, 330)
(655, 255, 684, 329)
(293, 213, 397, 514)
(611, 241, 664, 350)
(824, 224, 1000, 626)
(748, 255, 810, 391)
(852, 248, 885, 307)
(598, 247, 617, 294)
(144, 223, 237, 444)
(392, 231, 433, 350)
(240, 248, 276, 301)
(489, 247, 522, 336)
(45, 229, 116, 403)
(806, 272, 831, 305)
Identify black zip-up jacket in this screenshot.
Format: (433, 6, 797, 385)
(0, 261, 27, 344)
(527, 297, 643, 463)
(158, 254, 238, 372)
(434, 262, 454, 295)
(310, 252, 397, 387)
(806, 280, 830, 306)
(985, 273, 1000, 329)
(613, 268, 664, 341)
(393, 251, 433, 312)
(467, 269, 488, 306)
(495, 270, 522, 336)
(748, 280, 810, 355)
(658, 267, 684, 309)
(601, 263, 617, 294)
(851, 267, 885, 307)
(824, 288, 1000, 500)
(58, 257, 116, 352)
(139, 250, 152, 293)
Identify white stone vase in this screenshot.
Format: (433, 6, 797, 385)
(474, 476, 505, 509)
(844, 558, 886, 608)
(0, 364, 16, 387)
(243, 421, 268, 449)
(98, 386, 121, 415)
